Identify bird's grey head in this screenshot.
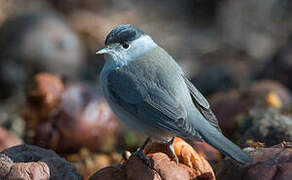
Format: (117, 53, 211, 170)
(96, 24, 157, 66)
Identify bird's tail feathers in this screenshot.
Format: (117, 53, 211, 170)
(196, 122, 253, 164)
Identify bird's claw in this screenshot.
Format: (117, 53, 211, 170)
(132, 150, 152, 167)
(168, 137, 179, 164)
(172, 154, 179, 165)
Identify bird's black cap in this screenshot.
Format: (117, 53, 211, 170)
(105, 24, 145, 46)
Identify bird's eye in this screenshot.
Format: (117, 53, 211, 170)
(122, 43, 130, 49)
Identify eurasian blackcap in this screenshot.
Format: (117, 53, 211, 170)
(97, 24, 252, 164)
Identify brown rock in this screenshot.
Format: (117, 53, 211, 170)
(66, 148, 122, 179)
(130, 153, 191, 180)
(23, 73, 119, 152)
(54, 84, 119, 152)
(90, 138, 215, 180)
(215, 143, 292, 180)
(29, 73, 64, 110)
(0, 144, 83, 180)
(23, 73, 64, 131)
(0, 153, 13, 177)
(249, 80, 292, 108)
(6, 161, 50, 179)
(210, 89, 251, 137)
(90, 152, 214, 180)
(89, 165, 126, 180)
(148, 137, 215, 178)
(238, 108, 292, 147)
(0, 126, 23, 151)
(210, 80, 292, 138)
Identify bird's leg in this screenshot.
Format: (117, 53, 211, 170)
(139, 136, 151, 151)
(132, 136, 151, 166)
(167, 137, 179, 164)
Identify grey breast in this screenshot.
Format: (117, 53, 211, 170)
(103, 47, 202, 141)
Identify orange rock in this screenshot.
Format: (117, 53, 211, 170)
(91, 137, 215, 180)
(191, 141, 222, 167)
(173, 138, 215, 174)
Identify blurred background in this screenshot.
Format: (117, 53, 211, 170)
(0, 0, 292, 178)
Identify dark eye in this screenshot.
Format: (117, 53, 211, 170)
(122, 43, 130, 49)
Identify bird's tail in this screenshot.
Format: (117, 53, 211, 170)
(196, 122, 253, 164)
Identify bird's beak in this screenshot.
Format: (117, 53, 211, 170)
(96, 47, 111, 55)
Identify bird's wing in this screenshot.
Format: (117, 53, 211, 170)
(106, 70, 198, 138)
(181, 75, 222, 132)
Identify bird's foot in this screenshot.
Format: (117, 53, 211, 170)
(167, 137, 179, 164)
(131, 136, 152, 166)
(132, 149, 152, 167)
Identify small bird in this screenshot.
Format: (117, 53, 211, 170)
(97, 24, 252, 164)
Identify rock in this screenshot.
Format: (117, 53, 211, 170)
(90, 137, 215, 180)
(0, 144, 83, 180)
(90, 153, 214, 180)
(23, 73, 119, 153)
(0, 10, 85, 98)
(210, 89, 251, 138)
(210, 80, 292, 138)
(23, 73, 65, 131)
(192, 64, 233, 95)
(238, 109, 292, 147)
(190, 46, 257, 96)
(191, 141, 222, 167)
(215, 143, 292, 180)
(249, 80, 292, 108)
(66, 148, 122, 179)
(257, 42, 292, 90)
(0, 126, 23, 151)
(0, 97, 26, 138)
(29, 73, 65, 109)
(89, 165, 126, 180)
